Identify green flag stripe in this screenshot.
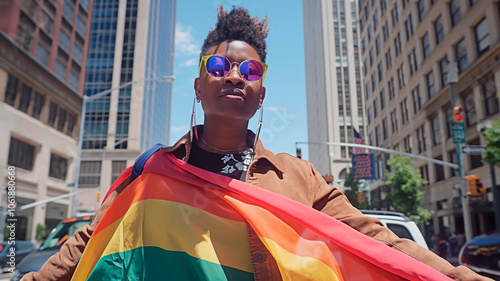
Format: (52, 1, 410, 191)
(86, 246, 254, 281)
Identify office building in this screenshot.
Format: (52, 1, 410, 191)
(303, 0, 367, 187)
(359, 0, 500, 237)
(77, 0, 176, 211)
(0, 0, 92, 241)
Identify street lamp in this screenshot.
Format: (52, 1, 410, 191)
(71, 76, 174, 216)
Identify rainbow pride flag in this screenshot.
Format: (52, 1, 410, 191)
(72, 152, 451, 280)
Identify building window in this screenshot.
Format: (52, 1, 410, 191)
(79, 161, 102, 187)
(31, 92, 45, 119)
(449, 0, 461, 27)
(55, 60, 66, 80)
(469, 138, 483, 169)
(408, 48, 418, 76)
(455, 38, 468, 73)
(434, 15, 444, 45)
(66, 114, 76, 136)
(394, 33, 402, 57)
(18, 83, 32, 113)
(363, 59, 368, 75)
(464, 92, 477, 127)
(380, 89, 386, 109)
(58, 30, 71, 52)
(432, 115, 441, 146)
(382, 118, 388, 140)
(57, 108, 67, 132)
(378, 62, 383, 81)
(420, 165, 429, 185)
(4, 74, 19, 106)
(367, 25, 372, 41)
(418, 0, 426, 22)
(368, 107, 372, 124)
(427, 71, 436, 99)
(372, 73, 376, 91)
(417, 125, 426, 153)
(412, 86, 422, 114)
(36, 44, 50, 66)
(362, 38, 366, 53)
(48, 102, 58, 127)
(374, 98, 378, 118)
(385, 49, 392, 69)
(439, 57, 448, 88)
(404, 135, 412, 153)
(8, 137, 35, 171)
(475, 18, 490, 57)
(397, 65, 405, 90)
(376, 126, 380, 146)
(373, 11, 378, 30)
(112, 160, 127, 183)
(400, 98, 409, 125)
(435, 157, 445, 182)
(483, 75, 500, 116)
(375, 36, 380, 55)
(388, 78, 395, 100)
(405, 15, 414, 40)
(369, 48, 374, 66)
(391, 109, 398, 132)
(422, 33, 430, 60)
(49, 153, 68, 180)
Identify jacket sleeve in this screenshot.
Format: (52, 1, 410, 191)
(309, 162, 493, 281)
(21, 224, 94, 281)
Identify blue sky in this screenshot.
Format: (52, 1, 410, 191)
(171, 0, 309, 160)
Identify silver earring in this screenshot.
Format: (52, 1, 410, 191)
(190, 97, 199, 142)
(252, 105, 263, 149)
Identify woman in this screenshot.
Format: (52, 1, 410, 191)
(24, 6, 490, 281)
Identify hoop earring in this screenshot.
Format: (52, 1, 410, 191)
(252, 105, 263, 149)
(190, 97, 199, 142)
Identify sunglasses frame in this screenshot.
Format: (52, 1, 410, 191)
(198, 55, 268, 83)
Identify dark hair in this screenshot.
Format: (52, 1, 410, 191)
(200, 6, 270, 62)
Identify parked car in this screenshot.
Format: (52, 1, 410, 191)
(0, 240, 35, 272)
(11, 214, 93, 281)
(361, 210, 429, 250)
(458, 233, 500, 280)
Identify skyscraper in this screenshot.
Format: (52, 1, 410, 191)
(77, 0, 176, 211)
(303, 0, 366, 186)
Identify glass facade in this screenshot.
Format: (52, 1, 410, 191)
(83, 0, 175, 150)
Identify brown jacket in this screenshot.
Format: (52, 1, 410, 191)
(23, 129, 491, 281)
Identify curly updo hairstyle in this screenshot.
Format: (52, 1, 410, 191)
(200, 6, 270, 62)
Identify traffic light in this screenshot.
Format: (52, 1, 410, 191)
(465, 175, 486, 196)
(96, 190, 101, 202)
(475, 177, 486, 195)
(453, 106, 464, 123)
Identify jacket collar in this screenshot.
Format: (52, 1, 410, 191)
(161, 125, 284, 174)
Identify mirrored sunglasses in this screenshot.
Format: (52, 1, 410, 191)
(199, 55, 268, 82)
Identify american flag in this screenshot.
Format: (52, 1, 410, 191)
(353, 127, 365, 154)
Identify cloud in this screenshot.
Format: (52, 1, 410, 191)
(175, 24, 200, 56)
(180, 58, 198, 67)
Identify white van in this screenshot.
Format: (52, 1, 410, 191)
(361, 210, 429, 250)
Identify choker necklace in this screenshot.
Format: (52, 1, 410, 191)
(199, 136, 248, 153)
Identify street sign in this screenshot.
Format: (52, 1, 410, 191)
(451, 122, 465, 144)
(462, 145, 487, 155)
